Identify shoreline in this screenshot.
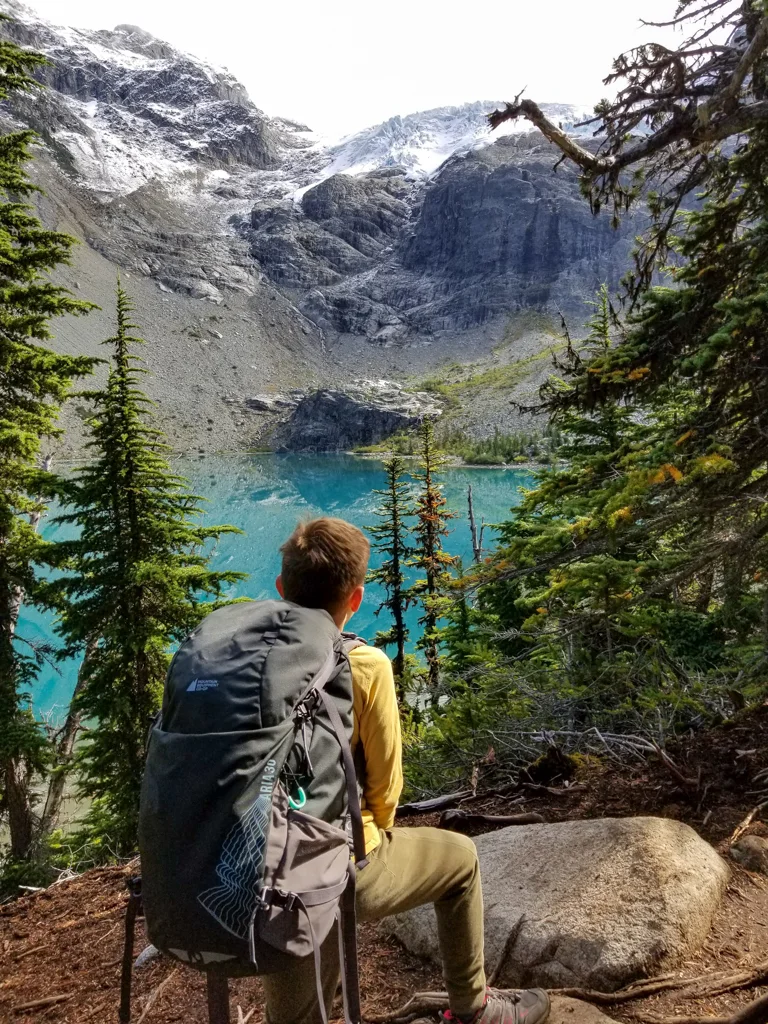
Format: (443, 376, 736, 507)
(53, 449, 552, 473)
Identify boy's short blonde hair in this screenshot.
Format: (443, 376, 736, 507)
(280, 517, 370, 612)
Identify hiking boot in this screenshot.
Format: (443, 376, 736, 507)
(443, 988, 551, 1024)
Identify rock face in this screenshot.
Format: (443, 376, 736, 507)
(276, 380, 442, 451)
(242, 135, 643, 340)
(247, 169, 414, 294)
(389, 817, 729, 992)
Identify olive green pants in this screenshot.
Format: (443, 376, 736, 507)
(263, 826, 487, 1024)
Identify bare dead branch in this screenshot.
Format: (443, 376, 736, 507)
(729, 802, 768, 847)
(699, 16, 768, 122)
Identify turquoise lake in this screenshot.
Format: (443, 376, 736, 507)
(17, 454, 532, 720)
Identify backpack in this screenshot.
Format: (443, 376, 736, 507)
(121, 600, 369, 1024)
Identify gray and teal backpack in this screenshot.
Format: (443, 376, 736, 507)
(121, 600, 369, 1024)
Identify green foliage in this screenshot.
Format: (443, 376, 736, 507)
(357, 425, 561, 466)
(436, 424, 562, 466)
(0, 22, 95, 861)
(440, 558, 500, 683)
(366, 456, 415, 691)
(40, 285, 245, 855)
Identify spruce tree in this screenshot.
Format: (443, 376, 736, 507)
(367, 455, 414, 692)
(44, 285, 244, 854)
(0, 24, 94, 863)
(410, 419, 458, 692)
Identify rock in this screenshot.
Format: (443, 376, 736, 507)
(276, 379, 442, 451)
(188, 281, 223, 303)
(549, 997, 620, 1024)
(245, 393, 300, 413)
(134, 943, 161, 968)
(389, 817, 729, 992)
(731, 835, 768, 874)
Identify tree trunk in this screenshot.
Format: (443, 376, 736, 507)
(3, 456, 53, 860)
(468, 486, 486, 564)
(695, 566, 715, 613)
(38, 642, 94, 839)
(8, 456, 53, 637)
(4, 757, 34, 860)
(392, 590, 406, 689)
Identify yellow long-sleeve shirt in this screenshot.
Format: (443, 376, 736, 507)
(348, 644, 403, 854)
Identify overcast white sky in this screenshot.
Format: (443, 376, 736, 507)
(20, 0, 680, 136)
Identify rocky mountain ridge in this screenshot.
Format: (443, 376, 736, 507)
(0, 1, 643, 451)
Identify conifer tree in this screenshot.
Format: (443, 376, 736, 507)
(0, 24, 94, 863)
(44, 285, 244, 854)
(441, 558, 498, 684)
(410, 419, 458, 691)
(367, 456, 414, 691)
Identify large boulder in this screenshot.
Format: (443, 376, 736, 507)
(276, 379, 442, 451)
(388, 817, 729, 992)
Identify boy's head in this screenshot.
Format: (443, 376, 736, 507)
(276, 517, 370, 626)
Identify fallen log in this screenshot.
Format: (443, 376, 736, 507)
(396, 791, 474, 818)
(439, 810, 545, 834)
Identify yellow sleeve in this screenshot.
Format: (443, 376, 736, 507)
(350, 646, 403, 831)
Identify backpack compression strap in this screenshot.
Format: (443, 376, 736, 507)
(316, 685, 368, 868)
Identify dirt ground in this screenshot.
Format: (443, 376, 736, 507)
(2, 706, 768, 1024)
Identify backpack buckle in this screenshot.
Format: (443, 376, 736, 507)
(259, 887, 298, 912)
(276, 888, 297, 912)
(294, 690, 320, 721)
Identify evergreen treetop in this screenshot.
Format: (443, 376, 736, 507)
(42, 284, 244, 853)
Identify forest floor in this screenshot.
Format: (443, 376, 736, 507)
(2, 705, 768, 1024)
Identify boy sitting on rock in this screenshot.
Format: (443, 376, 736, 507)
(265, 517, 550, 1024)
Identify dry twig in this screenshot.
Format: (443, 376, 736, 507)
(135, 968, 179, 1024)
(12, 992, 73, 1012)
(729, 802, 768, 847)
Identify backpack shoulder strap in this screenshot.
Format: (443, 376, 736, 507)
(341, 633, 367, 655)
(315, 671, 369, 870)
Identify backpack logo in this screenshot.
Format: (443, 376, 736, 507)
(186, 678, 219, 692)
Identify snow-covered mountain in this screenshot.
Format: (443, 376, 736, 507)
(0, 0, 642, 453)
(322, 101, 594, 180)
(1, 1, 594, 199)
